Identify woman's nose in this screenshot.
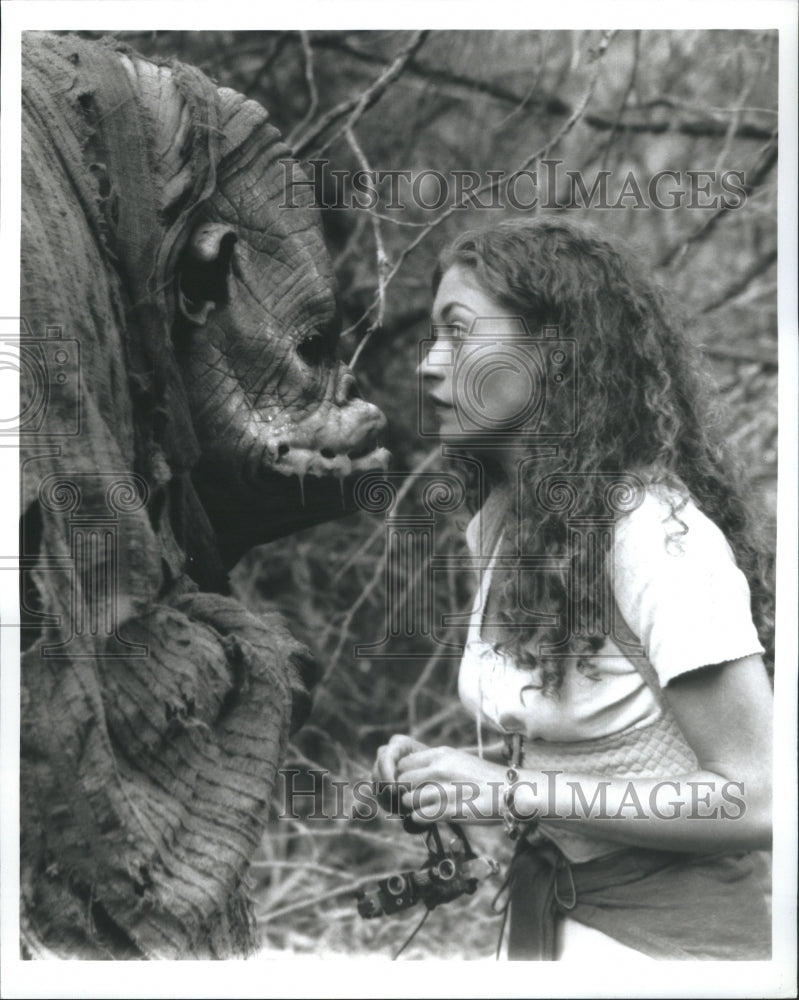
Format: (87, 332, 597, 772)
(417, 339, 452, 380)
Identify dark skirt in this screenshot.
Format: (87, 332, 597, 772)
(507, 838, 772, 960)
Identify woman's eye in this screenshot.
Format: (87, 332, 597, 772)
(432, 323, 466, 342)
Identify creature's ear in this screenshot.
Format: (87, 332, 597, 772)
(177, 223, 238, 325)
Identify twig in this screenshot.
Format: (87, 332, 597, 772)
(658, 136, 778, 268)
(242, 33, 292, 95)
(712, 49, 759, 176)
(699, 248, 777, 315)
(293, 31, 429, 158)
(302, 34, 776, 142)
(345, 125, 390, 343)
(598, 31, 640, 170)
(249, 860, 350, 877)
(412, 701, 465, 741)
(407, 645, 447, 731)
(493, 32, 552, 132)
(345, 30, 618, 363)
(701, 342, 777, 371)
(286, 31, 320, 148)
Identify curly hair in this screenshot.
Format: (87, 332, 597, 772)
(434, 217, 774, 693)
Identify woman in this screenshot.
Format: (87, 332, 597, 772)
(372, 218, 773, 960)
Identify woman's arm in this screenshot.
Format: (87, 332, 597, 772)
(386, 654, 772, 853)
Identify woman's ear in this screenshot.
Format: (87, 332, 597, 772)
(177, 223, 238, 325)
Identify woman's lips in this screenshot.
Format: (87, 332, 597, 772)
(429, 395, 453, 410)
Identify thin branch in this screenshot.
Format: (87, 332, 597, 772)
(712, 50, 760, 176)
(301, 34, 776, 142)
(598, 31, 640, 170)
(345, 125, 390, 340)
(293, 31, 429, 158)
(407, 644, 447, 731)
(701, 342, 777, 371)
(658, 137, 778, 268)
(286, 31, 320, 148)
(700, 248, 778, 315)
(242, 32, 292, 95)
(345, 30, 618, 363)
(493, 31, 553, 132)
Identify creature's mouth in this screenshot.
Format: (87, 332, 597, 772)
(347, 440, 381, 462)
(274, 436, 390, 481)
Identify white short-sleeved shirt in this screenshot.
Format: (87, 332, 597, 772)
(458, 484, 764, 743)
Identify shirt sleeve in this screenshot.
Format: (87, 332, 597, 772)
(612, 487, 765, 687)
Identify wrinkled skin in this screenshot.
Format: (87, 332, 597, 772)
(18, 34, 388, 959)
(124, 56, 389, 565)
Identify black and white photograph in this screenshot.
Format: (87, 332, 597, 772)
(1, 2, 796, 997)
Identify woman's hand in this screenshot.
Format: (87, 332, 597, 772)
(372, 733, 429, 784)
(395, 745, 508, 825)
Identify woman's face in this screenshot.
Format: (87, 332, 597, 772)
(421, 264, 544, 446)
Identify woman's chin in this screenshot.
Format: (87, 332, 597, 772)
(434, 415, 470, 443)
(436, 423, 492, 449)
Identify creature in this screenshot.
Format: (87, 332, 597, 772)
(19, 32, 388, 958)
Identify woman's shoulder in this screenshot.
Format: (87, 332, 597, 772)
(614, 474, 734, 564)
(610, 473, 763, 684)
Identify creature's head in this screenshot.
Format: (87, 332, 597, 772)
(123, 55, 389, 566)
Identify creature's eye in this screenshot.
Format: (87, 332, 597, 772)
(296, 333, 326, 366)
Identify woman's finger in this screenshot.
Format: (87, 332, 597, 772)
(374, 742, 405, 782)
(394, 766, 440, 786)
(395, 748, 441, 773)
(402, 783, 454, 821)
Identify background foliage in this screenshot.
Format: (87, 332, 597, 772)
(114, 29, 778, 958)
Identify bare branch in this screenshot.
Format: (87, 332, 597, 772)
(346, 30, 618, 362)
(302, 34, 776, 142)
(701, 342, 777, 371)
(493, 31, 553, 132)
(658, 137, 777, 268)
(598, 31, 640, 170)
(293, 31, 429, 158)
(700, 248, 778, 315)
(344, 125, 390, 341)
(242, 32, 292, 95)
(286, 31, 320, 148)
(712, 53, 760, 176)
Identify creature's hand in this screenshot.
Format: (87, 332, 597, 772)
(395, 745, 508, 825)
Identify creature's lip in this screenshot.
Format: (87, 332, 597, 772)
(274, 443, 390, 480)
(347, 440, 377, 461)
(350, 445, 391, 473)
